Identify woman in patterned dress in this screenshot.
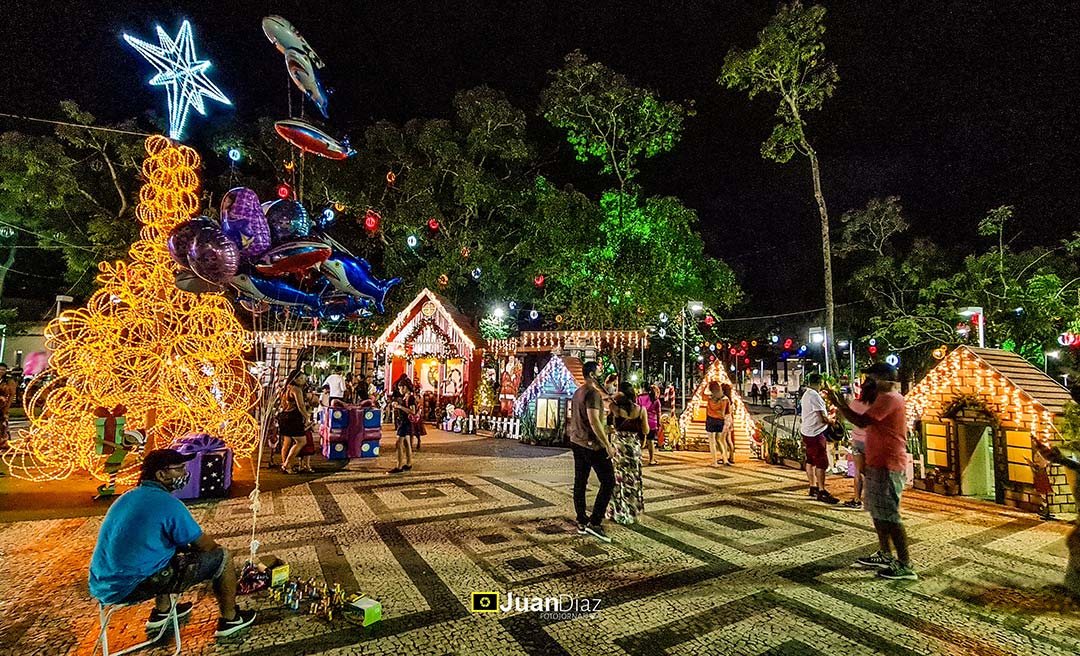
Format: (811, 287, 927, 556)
(607, 382, 649, 525)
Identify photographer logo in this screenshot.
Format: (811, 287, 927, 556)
(471, 591, 499, 613)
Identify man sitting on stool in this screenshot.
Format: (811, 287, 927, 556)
(89, 449, 257, 637)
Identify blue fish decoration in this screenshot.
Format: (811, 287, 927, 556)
(230, 273, 322, 312)
(319, 253, 401, 313)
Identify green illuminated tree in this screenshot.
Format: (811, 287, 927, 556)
(541, 50, 692, 204)
(720, 1, 840, 359)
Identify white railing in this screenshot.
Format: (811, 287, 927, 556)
(440, 414, 521, 439)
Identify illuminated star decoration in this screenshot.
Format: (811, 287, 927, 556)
(123, 20, 231, 140)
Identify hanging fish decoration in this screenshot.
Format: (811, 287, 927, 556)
(230, 273, 322, 312)
(262, 15, 325, 69)
(319, 252, 402, 313)
(274, 119, 355, 160)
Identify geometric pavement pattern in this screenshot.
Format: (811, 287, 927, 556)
(1, 429, 1078, 656)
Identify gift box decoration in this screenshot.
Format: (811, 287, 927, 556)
(259, 555, 290, 587)
(323, 439, 349, 460)
(359, 441, 380, 458)
(325, 408, 350, 431)
(345, 596, 382, 626)
(362, 409, 381, 428)
(170, 433, 233, 500)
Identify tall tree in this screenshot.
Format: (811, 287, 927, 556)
(0, 102, 143, 300)
(720, 2, 840, 358)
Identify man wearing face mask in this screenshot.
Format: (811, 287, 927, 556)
(89, 449, 257, 637)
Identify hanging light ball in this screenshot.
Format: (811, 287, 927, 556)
(461, 246, 471, 259)
(704, 315, 715, 327)
(529, 310, 539, 321)
(508, 301, 518, 311)
(428, 218, 440, 231)
(227, 148, 242, 162)
(386, 171, 396, 185)
(333, 202, 345, 212)
(406, 234, 419, 249)
(437, 273, 449, 287)
(364, 209, 381, 231)
(534, 274, 544, 287)
(657, 327, 667, 338)
(637, 306, 646, 316)
(284, 160, 295, 171)
(276, 183, 291, 199)
(471, 267, 482, 280)
(555, 314, 564, 324)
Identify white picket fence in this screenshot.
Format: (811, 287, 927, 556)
(441, 414, 522, 439)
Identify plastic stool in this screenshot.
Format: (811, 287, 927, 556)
(94, 593, 181, 656)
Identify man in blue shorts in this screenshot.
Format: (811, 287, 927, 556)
(89, 449, 257, 636)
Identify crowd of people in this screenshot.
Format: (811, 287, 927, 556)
(80, 347, 977, 649)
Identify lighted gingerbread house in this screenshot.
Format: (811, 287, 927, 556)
(374, 289, 485, 408)
(512, 354, 587, 442)
(679, 360, 758, 455)
(908, 346, 1075, 515)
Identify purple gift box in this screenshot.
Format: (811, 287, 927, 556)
(170, 433, 233, 500)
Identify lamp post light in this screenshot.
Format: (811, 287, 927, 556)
(837, 339, 856, 385)
(809, 326, 830, 377)
(55, 294, 73, 319)
(958, 306, 985, 348)
(681, 301, 703, 412)
(1045, 350, 1060, 373)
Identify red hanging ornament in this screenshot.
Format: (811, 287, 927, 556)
(428, 218, 440, 231)
(704, 315, 715, 327)
(534, 274, 545, 287)
(276, 183, 291, 199)
(364, 209, 381, 231)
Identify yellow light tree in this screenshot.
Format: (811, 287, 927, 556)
(3, 136, 259, 482)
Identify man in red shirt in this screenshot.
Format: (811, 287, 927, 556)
(827, 363, 916, 580)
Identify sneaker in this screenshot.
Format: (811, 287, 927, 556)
(841, 499, 862, 509)
(576, 522, 588, 535)
(402, 465, 412, 471)
(584, 524, 612, 543)
(817, 490, 840, 504)
(215, 608, 257, 637)
(855, 551, 894, 568)
(389, 467, 403, 474)
(808, 486, 819, 497)
(146, 602, 192, 629)
(877, 561, 918, 581)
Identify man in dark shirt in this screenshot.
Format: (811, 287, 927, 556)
(568, 361, 618, 543)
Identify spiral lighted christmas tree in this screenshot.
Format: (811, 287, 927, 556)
(3, 136, 259, 482)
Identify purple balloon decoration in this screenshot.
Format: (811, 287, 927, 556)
(188, 225, 240, 285)
(221, 187, 271, 258)
(263, 199, 311, 242)
(167, 217, 215, 269)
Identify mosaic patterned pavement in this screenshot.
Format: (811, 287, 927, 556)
(2, 429, 1079, 656)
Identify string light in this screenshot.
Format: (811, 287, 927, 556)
(227, 148, 242, 162)
(3, 136, 258, 483)
(486, 330, 649, 356)
(679, 360, 758, 453)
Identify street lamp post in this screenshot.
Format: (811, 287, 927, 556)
(838, 340, 856, 385)
(1045, 350, 1060, 373)
(809, 326, 830, 377)
(55, 294, 73, 319)
(681, 301, 703, 412)
(959, 306, 985, 348)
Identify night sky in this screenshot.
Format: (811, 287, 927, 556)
(3, 1, 1078, 314)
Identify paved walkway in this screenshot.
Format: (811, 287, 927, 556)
(2, 428, 1078, 655)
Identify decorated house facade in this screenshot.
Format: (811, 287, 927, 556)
(679, 360, 759, 455)
(512, 354, 587, 443)
(374, 289, 485, 408)
(907, 346, 1076, 516)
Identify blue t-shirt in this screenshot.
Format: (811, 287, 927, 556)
(89, 482, 203, 604)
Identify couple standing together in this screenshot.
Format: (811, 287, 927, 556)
(568, 362, 647, 543)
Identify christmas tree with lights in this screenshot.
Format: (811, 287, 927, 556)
(4, 136, 258, 483)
